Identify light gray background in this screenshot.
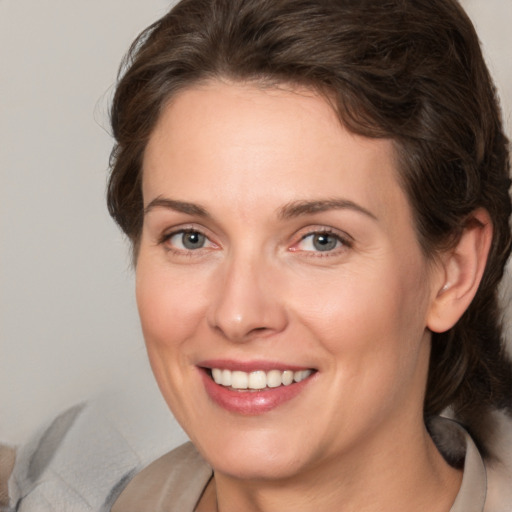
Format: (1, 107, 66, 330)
(1, 0, 511, 444)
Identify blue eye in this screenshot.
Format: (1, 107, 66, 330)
(168, 230, 209, 250)
(297, 232, 345, 252)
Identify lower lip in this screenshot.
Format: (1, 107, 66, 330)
(199, 369, 315, 415)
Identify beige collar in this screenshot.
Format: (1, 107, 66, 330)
(445, 421, 487, 512)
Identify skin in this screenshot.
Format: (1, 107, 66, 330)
(136, 81, 464, 511)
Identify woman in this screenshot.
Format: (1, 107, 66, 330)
(107, 0, 512, 510)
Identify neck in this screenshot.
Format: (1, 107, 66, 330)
(197, 419, 462, 512)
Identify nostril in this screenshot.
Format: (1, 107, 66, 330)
(246, 326, 274, 339)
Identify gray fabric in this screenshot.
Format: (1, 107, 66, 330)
(100, 469, 138, 512)
(6, 390, 183, 512)
(27, 404, 85, 483)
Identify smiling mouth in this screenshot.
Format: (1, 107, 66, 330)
(208, 368, 315, 391)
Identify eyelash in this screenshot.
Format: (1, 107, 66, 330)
(158, 228, 213, 253)
(291, 228, 352, 256)
(158, 227, 352, 257)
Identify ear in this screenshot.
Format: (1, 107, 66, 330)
(427, 209, 493, 333)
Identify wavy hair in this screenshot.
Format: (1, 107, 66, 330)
(107, 0, 512, 454)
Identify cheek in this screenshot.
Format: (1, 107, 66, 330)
(135, 260, 209, 350)
(134, 258, 211, 424)
(289, 258, 431, 365)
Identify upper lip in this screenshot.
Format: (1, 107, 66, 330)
(198, 359, 315, 373)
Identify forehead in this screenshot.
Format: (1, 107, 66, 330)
(142, 81, 410, 229)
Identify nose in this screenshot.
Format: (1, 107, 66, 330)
(207, 254, 288, 343)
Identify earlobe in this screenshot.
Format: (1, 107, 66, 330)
(427, 209, 493, 333)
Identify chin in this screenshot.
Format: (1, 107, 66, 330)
(210, 453, 306, 481)
(195, 429, 310, 481)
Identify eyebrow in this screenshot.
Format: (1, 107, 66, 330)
(144, 196, 377, 221)
(144, 197, 209, 217)
(278, 199, 377, 221)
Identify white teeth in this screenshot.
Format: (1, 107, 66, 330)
(294, 370, 312, 383)
(231, 371, 248, 389)
(212, 368, 222, 383)
(267, 370, 282, 388)
(281, 370, 294, 386)
(248, 371, 267, 389)
(221, 369, 232, 386)
(210, 368, 313, 389)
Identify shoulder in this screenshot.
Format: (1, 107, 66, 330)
(111, 442, 212, 512)
(482, 410, 512, 512)
(430, 413, 512, 512)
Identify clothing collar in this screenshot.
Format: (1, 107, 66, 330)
(429, 417, 487, 512)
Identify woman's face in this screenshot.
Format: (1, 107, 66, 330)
(137, 81, 442, 480)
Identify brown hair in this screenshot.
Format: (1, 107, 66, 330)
(108, 0, 512, 452)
